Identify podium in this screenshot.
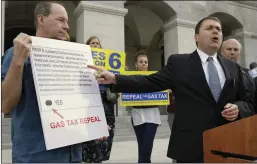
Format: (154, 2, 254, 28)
(203, 115, 257, 163)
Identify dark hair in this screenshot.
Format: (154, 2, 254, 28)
(195, 16, 221, 34)
(250, 62, 257, 70)
(34, 1, 64, 29)
(85, 36, 102, 48)
(135, 49, 148, 63)
(194, 16, 222, 46)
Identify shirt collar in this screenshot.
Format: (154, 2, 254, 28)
(197, 48, 218, 64)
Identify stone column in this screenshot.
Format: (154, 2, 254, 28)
(1, 1, 7, 56)
(243, 32, 257, 68)
(74, 1, 128, 51)
(2, 1, 6, 119)
(163, 18, 197, 64)
(74, 1, 129, 116)
(161, 18, 197, 116)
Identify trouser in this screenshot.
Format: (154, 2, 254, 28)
(167, 112, 176, 163)
(132, 121, 158, 163)
(167, 112, 175, 131)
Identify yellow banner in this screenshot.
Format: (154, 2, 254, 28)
(91, 47, 126, 74)
(120, 71, 170, 106)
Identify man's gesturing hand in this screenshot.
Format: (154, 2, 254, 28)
(87, 65, 116, 84)
(221, 103, 239, 121)
(12, 33, 32, 66)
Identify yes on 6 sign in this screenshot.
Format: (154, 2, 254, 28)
(120, 71, 170, 106)
(90, 47, 126, 91)
(91, 47, 126, 74)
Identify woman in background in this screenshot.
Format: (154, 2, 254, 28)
(131, 50, 161, 163)
(82, 36, 118, 163)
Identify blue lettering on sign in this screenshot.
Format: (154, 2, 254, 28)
(92, 51, 98, 60)
(91, 51, 106, 60)
(109, 53, 121, 69)
(98, 52, 105, 60)
(122, 92, 168, 101)
(109, 70, 120, 75)
(95, 60, 105, 66)
(99, 84, 106, 91)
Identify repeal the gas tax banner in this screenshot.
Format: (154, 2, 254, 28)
(120, 71, 170, 106)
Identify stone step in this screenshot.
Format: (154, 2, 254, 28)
(114, 135, 136, 142)
(114, 133, 170, 142)
(115, 125, 170, 136)
(2, 118, 12, 147)
(2, 133, 11, 143)
(2, 133, 171, 150)
(1, 115, 171, 150)
(1, 126, 170, 141)
(2, 118, 11, 126)
(115, 124, 169, 130)
(115, 122, 170, 129)
(115, 115, 168, 122)
(2, 142, 12, 150)
(2, 125, 11, 134)
(2, 118, 12, 150)
(115, 116, 169, 129)
(114, 115, 171, 142)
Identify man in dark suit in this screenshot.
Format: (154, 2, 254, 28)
(88, 16, 254, 162)
(167, 91, 176, 131)
(221, 38, 256, 114)
(249, 62, 257, 113)
(166, 90, 176, 163)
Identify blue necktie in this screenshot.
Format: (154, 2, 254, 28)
(207, 57, 221, 102)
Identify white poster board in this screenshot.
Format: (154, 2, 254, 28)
(30, 36, 109, 150)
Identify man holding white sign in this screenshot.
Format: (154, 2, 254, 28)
(1, 1, 108, 163)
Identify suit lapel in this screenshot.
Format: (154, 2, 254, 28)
(217, 55, 233, 83)
(189, 50, 216, 103)
(217, 55, 233, 103)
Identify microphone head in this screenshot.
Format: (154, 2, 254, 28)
(249, 62, 257, 69)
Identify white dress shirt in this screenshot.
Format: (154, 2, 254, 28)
(131, 107, 161, 126)
(197, 48, 226, 89)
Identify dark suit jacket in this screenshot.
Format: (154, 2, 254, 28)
(241, 67, 256, 113)
(113, 50, 254, 162)
(167, 92, 176, 113)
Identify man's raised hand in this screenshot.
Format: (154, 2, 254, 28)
(87, 65, 116, 84)
(12, 33, 32, 66)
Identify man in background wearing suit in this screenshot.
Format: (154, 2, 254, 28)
(221, 38, 256, 114)
(88, 16, 254, 163)
(249, 62, 257, 113)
